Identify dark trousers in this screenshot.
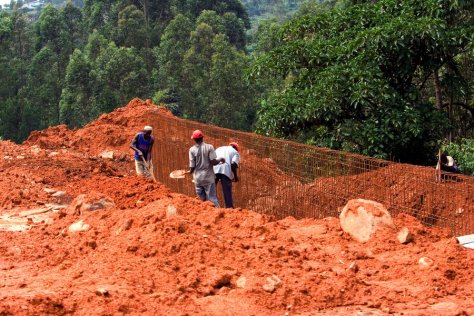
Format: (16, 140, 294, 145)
(215, 174, 233, 208)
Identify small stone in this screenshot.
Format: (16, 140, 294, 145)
(348, 262, 359, 273)
(123, 219, 133, 231)
(96, 288, 109, 296)
(262, 274, 281, 293)
(166, 205, 177, 217)
(99, 150, 114, 160)
(397, 227, 414, 244)
(52, 191, 66, 198)
(68, 220, 91, 233)
(419, 257, 433, 269)
(236, 275, 247, 289)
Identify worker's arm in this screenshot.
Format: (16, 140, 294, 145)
(129, 134, 142, 156)
(211, 157, 225, 165)
(231, 162, 239, 182)
(186, 148, 195, 174)
(209, 146, 224, 165)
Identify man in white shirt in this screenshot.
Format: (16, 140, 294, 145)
(186, 130, 224, 207)
(214, 142, 240, 208)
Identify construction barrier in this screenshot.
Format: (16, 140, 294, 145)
(150, 111, 474, 236)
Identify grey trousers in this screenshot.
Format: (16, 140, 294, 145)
(195, 182, 220, 207)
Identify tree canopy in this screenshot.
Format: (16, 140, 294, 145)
(250, 0, 474, 163)
(0, 0, 473, 170)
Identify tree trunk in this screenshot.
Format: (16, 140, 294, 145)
(433, 69, 443, 110)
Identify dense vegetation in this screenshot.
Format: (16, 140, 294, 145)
(0, 0, 473, 172)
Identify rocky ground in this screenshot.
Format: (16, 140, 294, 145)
(0, 99, 473, 315)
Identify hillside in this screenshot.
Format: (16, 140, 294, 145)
(0, 99, 473, 315)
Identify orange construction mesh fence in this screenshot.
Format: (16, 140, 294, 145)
(150, 112, 474, 236)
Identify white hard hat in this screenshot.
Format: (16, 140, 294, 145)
(144, 126, 153, 131)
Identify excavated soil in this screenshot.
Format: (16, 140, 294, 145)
(1, 99, 473, 315)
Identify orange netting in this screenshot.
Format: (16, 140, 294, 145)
(149, 111, 474, 236)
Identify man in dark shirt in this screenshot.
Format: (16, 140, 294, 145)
(130, 126, 154, 177)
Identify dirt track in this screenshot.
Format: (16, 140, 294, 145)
(1, 99, 473, 315)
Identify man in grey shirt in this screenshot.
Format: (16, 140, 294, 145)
(186, 130, 224, 207)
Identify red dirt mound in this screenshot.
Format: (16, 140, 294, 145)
(24, 98, 172, 155)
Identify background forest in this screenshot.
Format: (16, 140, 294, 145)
(0, 0, 473, 174)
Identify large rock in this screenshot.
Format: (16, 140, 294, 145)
(339, 199, 394, 243)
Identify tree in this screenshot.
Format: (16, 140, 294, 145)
(0, 10, 33, 141)
(208, 34, 255, 130)
(222, 12, 246, 50)
(250, 0, 474, 164)
(155, 13, 193, 103)
(115, 4, 146, 48)
(92, 42, 148, 113)
(173, 0, 250, 28)
(19, 47, 60, 139)
(59, 48, 93, 128)
(181, 22, 215, 119)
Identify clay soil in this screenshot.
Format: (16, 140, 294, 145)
(1, 99, 473, 315)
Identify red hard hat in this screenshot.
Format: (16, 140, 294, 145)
(229, 142, 240, 152)
(191, 130, 204, 139)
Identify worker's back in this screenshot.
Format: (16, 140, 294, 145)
(189, 142, 216, 185)
(214, 146, 240, 180)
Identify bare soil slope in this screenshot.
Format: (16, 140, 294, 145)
(0, 99, 473, 315)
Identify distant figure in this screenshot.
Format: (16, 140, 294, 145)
(440, 152, 459, 173)
(186, 130, 224, 207)
(130, 126, 154, 177)
(214, 142, 240, 208)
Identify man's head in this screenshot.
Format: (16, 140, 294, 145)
(229, 142, 240, 152)
(143, 125, 153, 134)
(191, 130, 204, 143)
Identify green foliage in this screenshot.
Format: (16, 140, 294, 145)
(250, 0, 474, 164)
(59, 48, 93, 128)
(19, 46, 61, 139)
(156, 13, 193, 92)
(208, 34, 256, 130)
(174, 0, 250, 28)
(443, 139, 474, 176)
(116, 5, 146, 48)
(93, 43, 148, 112)
(1, 0, 257, 142)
